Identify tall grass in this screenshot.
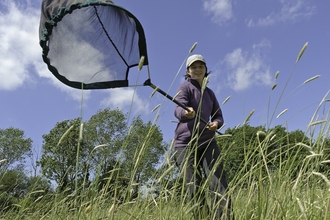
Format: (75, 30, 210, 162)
(2, 42, 330, 219)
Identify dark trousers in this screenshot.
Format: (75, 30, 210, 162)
(174, 141, 232, 219)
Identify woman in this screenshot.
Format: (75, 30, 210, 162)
(173, 54, 232, 219)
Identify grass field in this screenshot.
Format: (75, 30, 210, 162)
(2, 42, 330, 220)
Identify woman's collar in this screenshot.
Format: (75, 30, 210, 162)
(188, 78, 202, 88)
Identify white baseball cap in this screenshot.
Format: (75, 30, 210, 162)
(186, 54, 206, 68)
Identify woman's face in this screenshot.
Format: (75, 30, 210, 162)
(187, 61, 206, 84)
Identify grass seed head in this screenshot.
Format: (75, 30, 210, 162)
(57, 125, 74, 147)
(312, 172, 330, 187)
(270, 134, 277, 142)
(138, 56, 145, 71)
(189, 42, 198, 53)
(157, 165, 174, 183)
(150, 87, 159, 98)
(151, 104, 161, 113)
(274, 71, 280, 79)
(243, 109, 255, 125)
(165, 152, 171, 166)
(276, 109, 288, 119)
(272, 83, 277, 90)
(256, 131, 266, 137)
(173, 90, 181, 100)
(79, 123, 84, 141)
(296, 42, 308, 63)
(222, 96, 231, 105)
(308, 120, 327, 127)
(201, 75, 210, 92)
(84, 205, 91, 214)
(295, 142, 314, 154)
(306, 153, 323, 159)
(108, 204, 116, 214)
(296, 197, 308, 219)
(303, 75, 320, 84)
(256, 131, 266, 142)
(92, 144, 107, 153)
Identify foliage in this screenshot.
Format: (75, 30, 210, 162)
(0, 127, 33, 171)
(38, 117, 87, 192)
(38, 108, 166, 198)
(0, 169, 52, 214)
(26, 176, 52, 200)
(84, 108, 127, 178)
(218, 125, 310, 182)
(121, 116, 166, 185)
(0, 169, 28, 212)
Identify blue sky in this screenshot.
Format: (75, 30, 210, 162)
(0, 0, 329, 160)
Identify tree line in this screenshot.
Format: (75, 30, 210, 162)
(1, 107, 329, 213)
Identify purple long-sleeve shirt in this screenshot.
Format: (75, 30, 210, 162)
(174, 78, 224, 148)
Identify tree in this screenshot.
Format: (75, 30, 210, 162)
(0, 169, 52, 213)
(0, 169, 28, 211)
(0, 127, 33, 171)
(84, 110, 166, 196)
(39, 108, 130, 192)
(38, 108, 167, 196)
(121, 117, 166, 188)
(265, 126, 310, 177)
(83, 108, 127, 180)
(218, 125, 310, 183)
(26, 175, 52, 200)
(0, 169, 28, 198)
(217, 124, 264, 182)
(38, 118, 88, 191)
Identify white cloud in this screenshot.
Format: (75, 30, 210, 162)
(0, 1, 41, 90)
(223, 43, 272, 91)
(32, 58, 91, 102)
(203, 0, 233, 24)
(0, 1, 91, 101)
(247, 0, 316, 27)
(101, 88, 150, 115)
(253, 39, 271, 50)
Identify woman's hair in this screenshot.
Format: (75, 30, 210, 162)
(184, 65, 210, 79)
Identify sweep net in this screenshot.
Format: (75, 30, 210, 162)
(39, 0, 148, 89)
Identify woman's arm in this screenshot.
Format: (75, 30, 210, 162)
(174, 83, 192, 121)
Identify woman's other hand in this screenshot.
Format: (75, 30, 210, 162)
(207, 121, 218, 132)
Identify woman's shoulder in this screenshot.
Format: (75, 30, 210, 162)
(205, 86, 215, 94)
(205, 87, 218, 99)
(178, 81, 192, 89)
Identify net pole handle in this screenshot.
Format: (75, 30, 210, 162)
(144, 80, 222, 135)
